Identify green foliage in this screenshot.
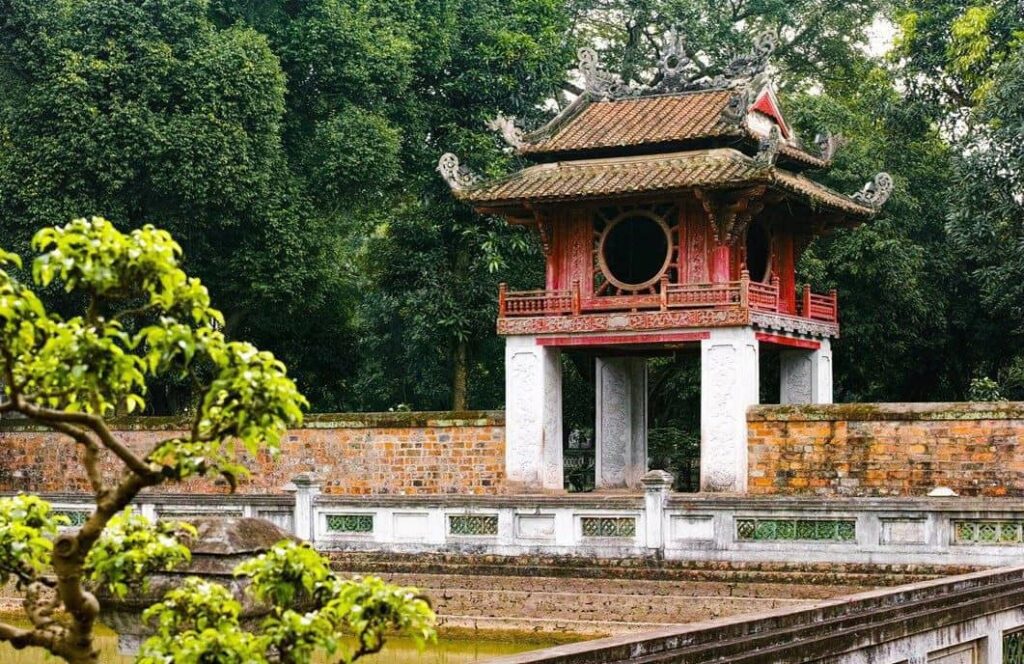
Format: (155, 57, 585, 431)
(894, 1, 1023, 116)
(140, 541, 436, 664)
(84, 509, 195, 599)
(968, 376, 1005, 402)
(1, 217, 307, 485)
(0, 218, 321, 663)
(0, 495, 63, 587)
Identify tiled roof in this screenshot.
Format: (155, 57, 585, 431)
(519, 90, 829, 169)
(459, 149, 873, 217)
(521, 90, 739, 155)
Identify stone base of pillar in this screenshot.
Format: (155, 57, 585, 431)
(780, 339, 833, 405)
(700, 328, 759, 493)
(505, 336, 563, 492)
(595, 356, 647, 489)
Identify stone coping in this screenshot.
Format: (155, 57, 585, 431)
(19, 491, 1024, 512)
(748, 401, 1024, 422)
(315, 493, 646, 510)
(2, 492, 294, 505)
(665, 494, 1024, 511)
(484, 565, 1024, 664)
(0, 410, 504, 432)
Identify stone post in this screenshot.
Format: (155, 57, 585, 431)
(780, 339, 833, 405)
(505, 335, 564, 491)
(641, 470, 673, 551)
(287, 473, 320, 542)
(700, 327, 759, 493)
(595, 356, 647, 489)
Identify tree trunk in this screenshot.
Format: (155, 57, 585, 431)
(452, 340, 468, 411)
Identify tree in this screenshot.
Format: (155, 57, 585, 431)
(346, 0, 575, 410)
(892, 0, 1022, 122)
(945, 49, 1024, 397)
(0, 0, 360, 413)
(0, 217, 434, 664)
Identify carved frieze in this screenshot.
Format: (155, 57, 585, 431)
(750, 311, 839, 338)
(497, 308, 750, 336)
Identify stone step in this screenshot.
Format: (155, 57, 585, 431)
(326, 551, 972, 581)
(337, 571, 867, 600)
(328, 554, 951, 586)
(437, 614, 673, 635)
(416, 587, 812, 625)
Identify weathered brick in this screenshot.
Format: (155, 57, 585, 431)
(0, 413, 506, 496)
(748, 404, 1024, 497)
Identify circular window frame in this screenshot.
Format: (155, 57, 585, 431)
(597, 210, 674, 292)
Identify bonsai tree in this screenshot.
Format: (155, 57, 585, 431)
(0, 217, 435, 664)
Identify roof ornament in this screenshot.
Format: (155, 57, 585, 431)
(437, 153, 480, 191)
(577, 47, 636, 100)
(851, 172, 894, 209)
(721, 87, 752, 124)
(650, 29, 697, 94)
(814, 131, 842, 162)
(486, 114, 525, 150)
(702, 31, 778, 90)
(754, 126, 782, 167)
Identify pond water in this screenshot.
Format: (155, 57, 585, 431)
(0, 628, 562, 664)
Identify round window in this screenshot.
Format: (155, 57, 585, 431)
(745, 223, 772, 283)
(598, 212, 672, 291)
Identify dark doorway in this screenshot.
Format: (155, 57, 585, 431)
(647, 350, 701, 492)
(746, 222, 772, 283)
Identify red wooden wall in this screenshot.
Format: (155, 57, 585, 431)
(541, 196, 804, 313)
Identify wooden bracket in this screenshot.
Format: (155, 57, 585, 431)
(535, 218, 552, 256)
(694, 186, 768, 245)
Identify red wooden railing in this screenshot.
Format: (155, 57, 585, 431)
(799, 284, 838, 323)
(498, 277, 838, 324)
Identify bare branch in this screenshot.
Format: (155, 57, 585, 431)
(0, 618, 57, 651)
(12, 400, 156, 480)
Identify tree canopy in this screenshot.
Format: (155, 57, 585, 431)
(1, 0, 1022, 409)
(0, 217, 434, 663)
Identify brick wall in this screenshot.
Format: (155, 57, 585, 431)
(0, 412, 505, 495)
(748, 403, 1024, 497)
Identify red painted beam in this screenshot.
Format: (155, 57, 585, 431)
(538, 332, 711, 348)
(755, 332, 820, 350)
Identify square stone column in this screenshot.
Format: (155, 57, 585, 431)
(700, 328, 759, 493)
(505, 336, 563, 491)
(595, 356, 647, 489)
(780, 339, 833, 404)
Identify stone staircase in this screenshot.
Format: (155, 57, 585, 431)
(329, 553, 974, 636)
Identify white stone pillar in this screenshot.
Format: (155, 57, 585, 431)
(287, 472, 320, 542)
(700, 328, 759, 493)
(505, 335, 563, 491)
(641, 470, 673, 550)
(780, 339, 833, 405)
(595, 356, 647, 489)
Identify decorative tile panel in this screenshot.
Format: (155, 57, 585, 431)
(448, 515, 498, 536)
(326, 514, 374, 533)
(736, 518, 855, 542)
(581, 516, 636, 538)
(954, 520, 1024, 545)
(54, 509, 90, 528)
